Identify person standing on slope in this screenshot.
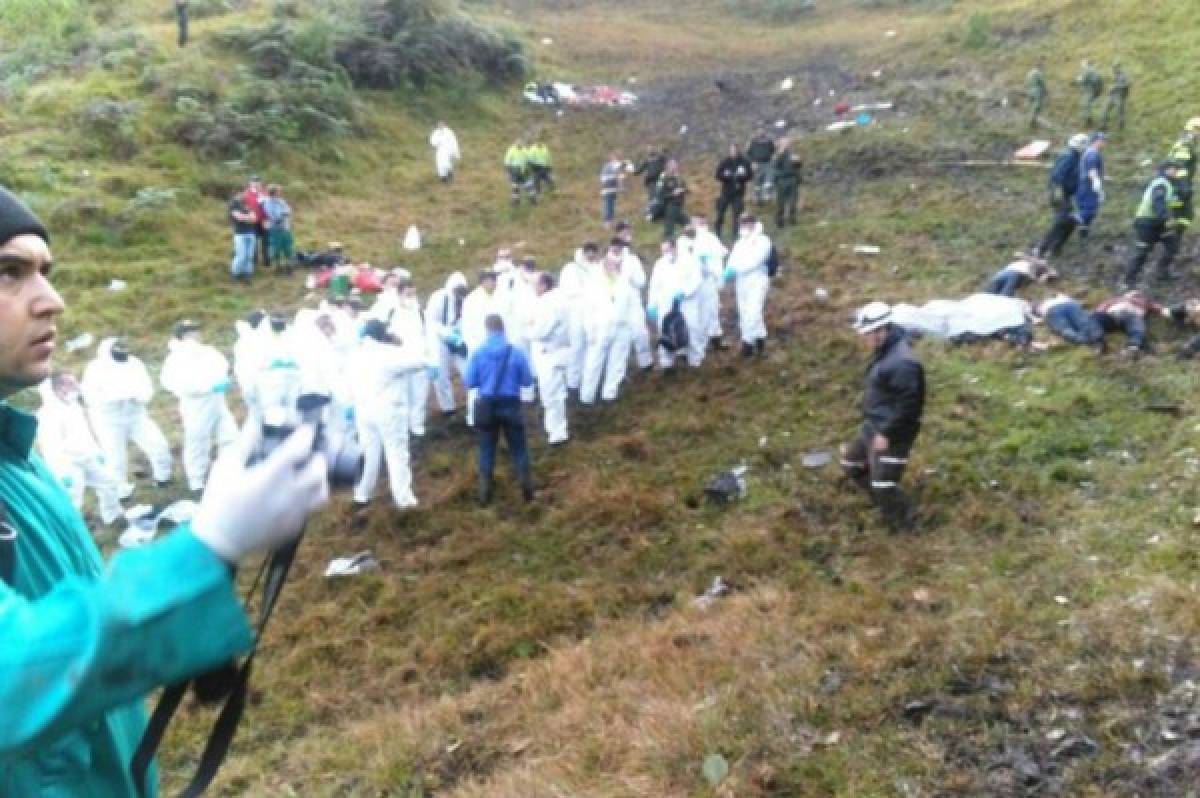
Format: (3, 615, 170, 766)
(430, 120, 461, 183)
(724, 215, 773, 357)
(529, 272, 571, 445)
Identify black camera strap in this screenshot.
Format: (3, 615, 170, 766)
(132, 536, 302, 797)
(0, 497, 18, 586)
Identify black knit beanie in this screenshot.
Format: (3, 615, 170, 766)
(0, 186, 49, 245)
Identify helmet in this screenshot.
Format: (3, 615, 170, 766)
(852, 301, 892, 334)
(1186, 118, 1200, 134)
(1068, 133, 1089, 150)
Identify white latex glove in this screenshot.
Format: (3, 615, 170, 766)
(191, 424, 330, 563)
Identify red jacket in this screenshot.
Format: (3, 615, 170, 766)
(243, 187, 265, 224)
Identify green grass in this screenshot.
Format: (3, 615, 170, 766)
(9, 0, 1200, 794)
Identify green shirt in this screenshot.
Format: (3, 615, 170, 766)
(1026, 68, 1046, 98)
(0, 403, 254, 796)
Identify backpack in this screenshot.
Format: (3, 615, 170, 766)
(766, 245, 780, 278)
(658, 301, 690, 355)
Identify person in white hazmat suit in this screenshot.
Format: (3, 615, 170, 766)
(292, 309, 355, 440)
(387, 275, 438, 437)
(507, 257, 541, 402)
(430, 120, 460, 182)
(724, 214, 773, 357)
(425, 271, 469, 416)
(159, 320, 238, 493)
(36, 373, 124, 524)
(528, 272, 571, 444)
(648, 238, 706, 369)
(232, 309, 268, 423)
(350, 319, 425, 508)
(580, 251, 640, 404)
(689, 217, 730, 349)
(81, 337, 173, 494)
(253, 314, 304, 427)
(460, 269, 510, 425)
(559, 242, 602, 392)
(614, 222, 654, 370)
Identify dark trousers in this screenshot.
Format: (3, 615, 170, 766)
(775, 179, 798, 227)
(477, 399, 532, 498)
(1124, 218, 1180, 285)
(255, 223, 268, 268)
(1045, 303, 1103, 346)
(176, 6, 188, 46)
(984, 269, 1028, 297)
(841, 423, 917, 530)
(1036, 197, 1078, 257)
(662, 200, 688, 239)
(1094, 311, 1147, 350)
(714, 190, 744, 239)
(602, 192, 617, 224)
(531, 165, 555, 192)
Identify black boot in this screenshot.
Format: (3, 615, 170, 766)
(521, 482, 534, 502)
(755, 338, 766, 356)
(741, 342, 755, 358)
(479, 477, 493, 506)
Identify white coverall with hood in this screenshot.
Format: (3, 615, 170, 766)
(425, 272, 469, 413)
(388, 294, 437, 436)
(81, 338, 173, 492)
(580, 267, 640, 404)
(253, 329, 304, 428)
(350, 335, 425, 508)
(726, 222, 773, 346)
(559, 250, 598, 391)
(233, 317, 269, 423)
(529, 286, 571, 444)
(160, 338, 238, 492)
(691, 226, 729, 340)
(620, 248, 654, 370)
(292, 309, 355, 440)
(460, 283, 510, 425)
(505, 269, 540, 402)
(430, 124, 461, 180)
(648, 248, 706, 368)
(36, 383, 124, 524)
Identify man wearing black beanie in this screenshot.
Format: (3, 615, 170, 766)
(0, 185, 330, 795)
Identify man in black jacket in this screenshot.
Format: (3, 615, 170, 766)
(746, 128, 776, 205)
(840, 301, 926, 531)
(713, 144, 753, 240)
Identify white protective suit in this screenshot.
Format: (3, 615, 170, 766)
(233, 317, 269, 423)
(291, 309, 356, 439)
(350, 335, 425, 507)
(253, 328, 304, 428)
(620, 247, 654, 370)
(387, 294, 437, 436)
(505, 268, 540, 402)
(529, 286, 571, 444)
(559, 249, 600, 390)
(726, 223, 772, 346)
(580, 267, 641, 404)
(81, 338, 173, 492)
(160, 337, 238, 492)
(461, 283, 510, 425)
(36, 382, 124, 524)
(430, 124, 461, 179)
(648, 249, 706, 368)
(691, 226, 729, 340)
(425, 272, 469, 413)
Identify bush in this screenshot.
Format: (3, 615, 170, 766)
(78, 99, 139, 159)
(964, 12, 991, 49)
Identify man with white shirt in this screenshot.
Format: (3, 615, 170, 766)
(430, 121, 461, 183)
(529, 272, 571, 444)
(724, 214, 773, 357)
(648, 238, 705, 369)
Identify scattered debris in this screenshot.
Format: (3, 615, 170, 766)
(1046, 728, 1067, 742)
(814, 287, 830, 302)
(324, 550, 381, 578)
(885, 29, 898, 38)
(702, 753, 730, 787)
(65, 332, 95, 353)
(1145, 401, 1183, 417)
(871, 69, 883, 79)
(911, 587, 935, 605)
(692, 576, 731, 609)
(1015, 140, 1052, 160)
(780, 77, 794, 91)
(704, 465, 748, 504)
(801, 450, 832, 468)
(774, 118, 787, 129)
(854, 245, 882, 255)
(826, 120, 857, 132)
(1050, 735, 1099, 760)
(679, 124, 688, 135)
(856, 112, 873, 126)
(1054, 595, 1070, 605)
(403, 225, 421, 251)
(540, 36, 553, 45)
(851, 102, 893, 113)
(902, 699, 935, 724)
(108, 279, 127, 292)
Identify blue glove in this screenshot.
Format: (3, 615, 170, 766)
(212, 378, 232, 394)
(646, 305, 659, 323)
(344, 406, 356, 423)
(723, 266, 736, 282)
(427, 365, 440, 380)
(95, 454, 106, 466)
(672, 291, 685, 304)
(446, 331, 463, 348)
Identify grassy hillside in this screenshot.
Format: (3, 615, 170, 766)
(9, 0, 1200, 794)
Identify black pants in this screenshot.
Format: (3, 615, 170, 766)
(840, 423, 917, 529)
(1036, 197, 1077, 257)
(714, 190, 745, 239)
(476, 398, 532, 500)
(775, 179, 798, 227)
(176, 7, 188, 47)
(662, 201, 688, 240)
(255, 223, 268, 269)
(1124, 218, 1180, 285)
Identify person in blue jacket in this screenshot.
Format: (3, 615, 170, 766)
(1033, 133, 1088, 258)
(1075, 132, 1107, 239)
(0, 185, 330, 796)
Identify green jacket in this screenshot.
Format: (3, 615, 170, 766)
(0, 404, 255, 797)
(772, 150, 801, 185)
(1026, 68, 1046, 98)
(504, 145, 527, 171)
(1078, 66, 1103, 98)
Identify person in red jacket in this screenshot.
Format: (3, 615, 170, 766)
(242, 177, 268, 270)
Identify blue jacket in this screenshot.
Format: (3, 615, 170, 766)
(0, 403, 255, 796)
(465, 333, 534, 399)
(1075, 146, 1105, 211)
(1049, 148, 1082, 197)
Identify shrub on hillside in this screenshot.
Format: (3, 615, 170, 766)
(78, 99, 139, 159)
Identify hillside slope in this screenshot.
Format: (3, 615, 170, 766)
(8, 0, 1200, 795)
